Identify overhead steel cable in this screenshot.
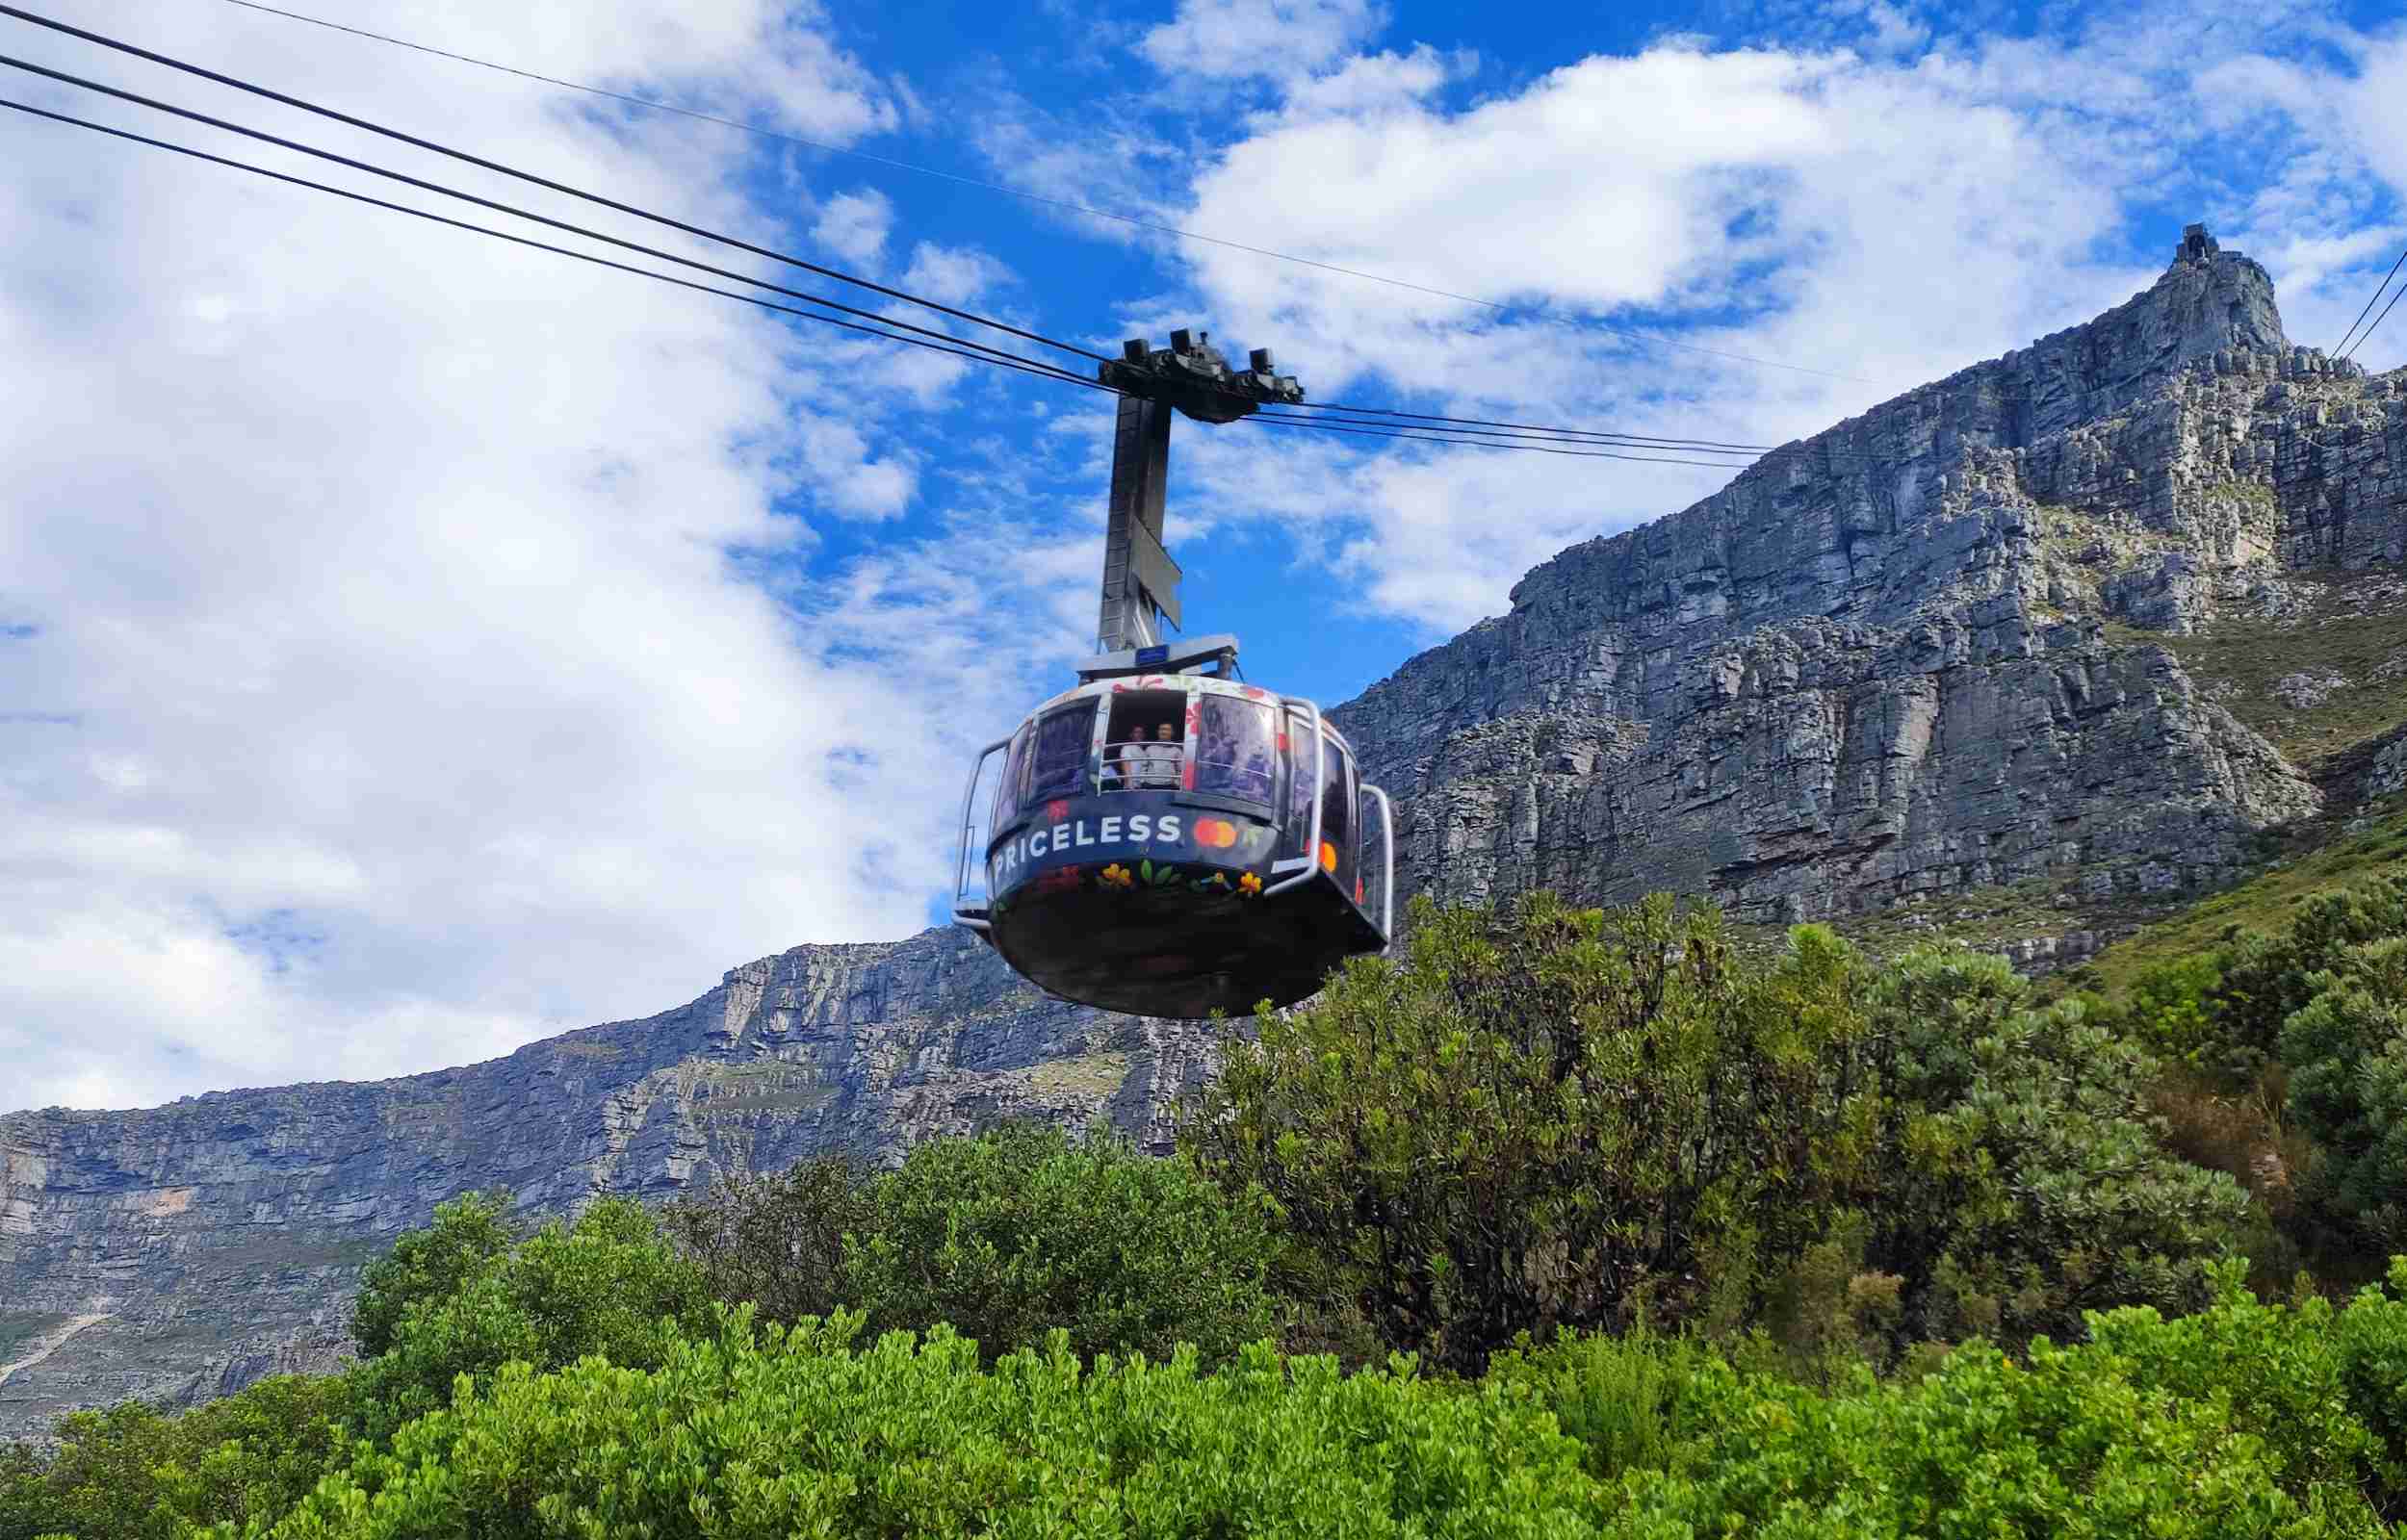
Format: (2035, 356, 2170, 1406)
(0, 95, 1115, 398)
(2344, 280, 2407, 364)
(194, 0, 1869, 386)
(0, 97, 1748, 471)
(1260, 408, 1759, 455)
(0, 3, 1109, 366)
(11, 4, 1795, 454)
(0, 16, 1789, 464)
(1288, 400, 1773, 450)
(1260, 404, 1768, 453)
(1242, 414, 1747, 469)
(2335, 247, 2407, 358)
(0, 53, 1109, 389)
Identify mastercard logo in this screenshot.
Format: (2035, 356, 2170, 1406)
(1194, 818, 1241, 849)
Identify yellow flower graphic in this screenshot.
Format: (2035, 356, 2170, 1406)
(1238, 871, 1263, 897)
(1100, 862, 1134, 889)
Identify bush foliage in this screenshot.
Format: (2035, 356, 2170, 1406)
(1185, 893, 2252, 1373)
(664, 1121, 1283, 1368)
(6, 882, 2406, 1537)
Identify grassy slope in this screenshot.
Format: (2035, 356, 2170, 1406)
(2063, 791, 2407, 993)
(2108, 566, 2407, 764)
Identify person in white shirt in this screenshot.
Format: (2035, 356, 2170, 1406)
(1137, 721, 1181, 788)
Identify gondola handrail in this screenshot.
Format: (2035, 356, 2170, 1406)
(951, 734, 1011, 928)
(1264, 696, 1326, 898)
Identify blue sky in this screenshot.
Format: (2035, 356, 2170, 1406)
(2, 0, 2404, 1112)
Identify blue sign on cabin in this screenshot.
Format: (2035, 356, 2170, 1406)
(1134, 645, 1169, 666)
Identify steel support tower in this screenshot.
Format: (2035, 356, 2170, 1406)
(1091, 329, 1304, 656)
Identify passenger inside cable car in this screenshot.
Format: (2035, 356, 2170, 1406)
(1104, 692, 1183, 790)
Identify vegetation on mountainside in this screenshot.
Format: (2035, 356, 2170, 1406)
(2078, 797, 2407, 992)
(5, 874, 2407, 1538)
(2107, 566, 2407, 761)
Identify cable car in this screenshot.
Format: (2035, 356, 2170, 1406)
(948, 329, 1396, 1017)
(952, 634, 1393, 1018)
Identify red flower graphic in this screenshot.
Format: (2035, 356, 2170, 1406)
(1034, 867, 1083, 895)
(1046, 799, 1072, 823)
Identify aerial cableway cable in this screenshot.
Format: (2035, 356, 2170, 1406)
(1275, 402, 1772, 451)
(2346, 285, 2406, 364)
(192, 0, 1868, 387)
(0, 3, 1110, 367)
(1242, 414, 1745, 468)
(2341, 269, 2406, 364)
(3, 4, 1784, 457)
(0, 96, 1748, 473)
(0, 96, 1117, 398)
(1257, 406, 1762, 455)
(0, 38, 1777, 465)
(0, 54, 1112, 389)
(2335, 247, 2407, 359)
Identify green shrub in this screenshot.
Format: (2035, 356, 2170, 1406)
(256, 1321, 1610, 1539)
(2113, 952, 2229, 1073)
(348, 1194, 714, 1438)
(1183, 893, 1886, 1375)
(1605, 1331, 2389, 1537)
(349, 1190, 517, 1357)
(0, 1373, 351, 1540)
(249, 1276, 2407, 1540)
(2086, 1256, 2407, 1517)
(661, 1152, 869, 1331)
(2282, 938, 2407, 1249)
(2214, 877, 2407, 1076)
(845, 1122, 1281, 1368)
(1481, 1322, 1724, 1484)
(1857, 950, 2254, 1348)
(669, 1122, 1283, 1370)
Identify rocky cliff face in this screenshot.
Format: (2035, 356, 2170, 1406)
(2, 936, 1214, 1434)
(1334, 227, 2402, 922)
(6, 226, 2403, 1436)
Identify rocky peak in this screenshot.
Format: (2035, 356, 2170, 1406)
(1334, 223, 2397, 927)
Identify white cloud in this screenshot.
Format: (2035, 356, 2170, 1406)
(899, 241, 1013, 305)
(1138, 0, 1389, 84)
(811, 188, 893, 268)
(1146, 2, 2407, 635)
(0, 0, 1078, 1112)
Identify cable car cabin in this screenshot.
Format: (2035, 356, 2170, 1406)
(951, 672, 1394, 1018)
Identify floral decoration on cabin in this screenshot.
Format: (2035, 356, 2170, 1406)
(1033, 866, 1084, 896)
(1046, 799, 1073, 824)
(1100, 862, 1134, 889)
(1238, 871, 1262, 897)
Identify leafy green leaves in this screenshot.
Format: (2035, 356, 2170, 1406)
(262, 1325, 1609, 1540)
(669, 1121, 1284, 1371)
(1184, 893, 1890, 1374)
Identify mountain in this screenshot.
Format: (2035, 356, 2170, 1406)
(5, 225, 2403, 1437)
